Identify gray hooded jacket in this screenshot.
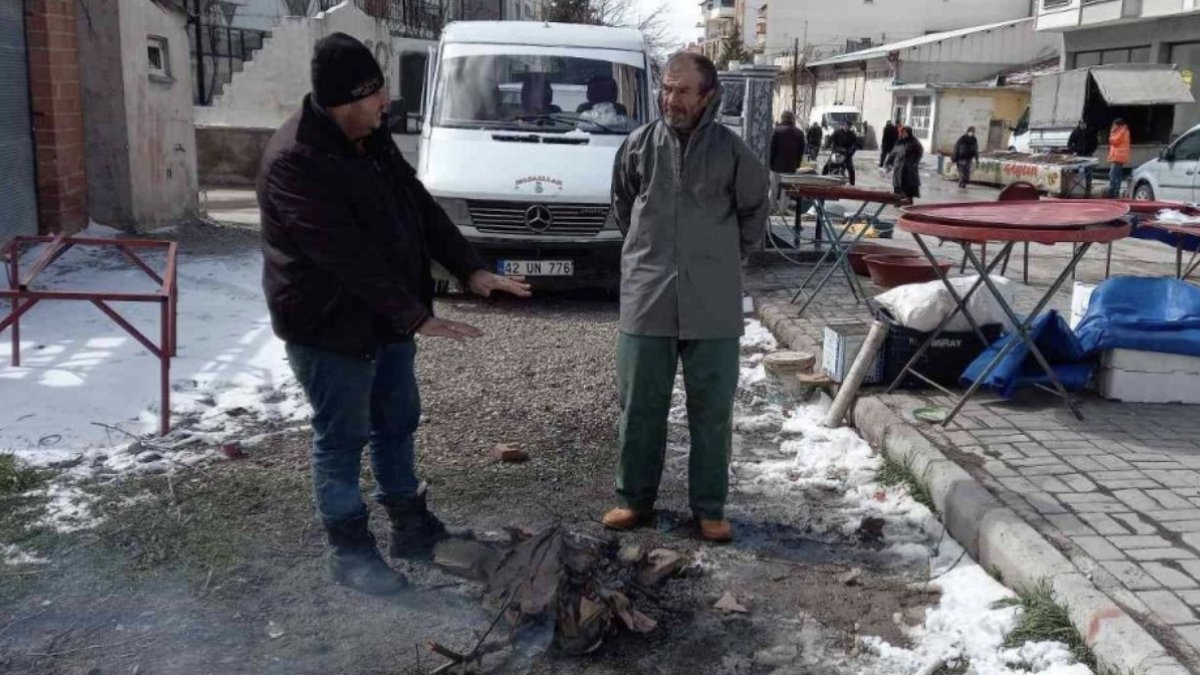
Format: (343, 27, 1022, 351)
(612, 88, 769, 340)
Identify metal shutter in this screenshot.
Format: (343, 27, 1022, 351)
(0, 0, 37, 241)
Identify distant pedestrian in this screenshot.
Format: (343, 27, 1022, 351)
(1107, 118, 1131, 199)
(953, 126, 980, 189)
(769, 110, 806, 207)
(824, 121, 860, 185)
(807, 122, 823, 162)
(880, 120, 898, 167)
(888, 125, 923, 200)
(606, 52, 768, 544)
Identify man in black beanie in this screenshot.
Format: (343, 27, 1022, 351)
(258, 32, 531, 596)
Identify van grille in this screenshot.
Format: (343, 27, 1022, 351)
(468, 201, 608, 237)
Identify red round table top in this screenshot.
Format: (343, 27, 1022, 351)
(902, 200, 1130, 229)
(1117, 199, 1200, 216)
(897, 215, 1132, 244)
(785, 184, 911, 206)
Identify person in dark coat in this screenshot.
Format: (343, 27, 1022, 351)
(952, 126, 980, 189)
(1067, 119, 1098, 157)
(806, 122, 823, 161)
(769, 110, 806, 207)
(258, 33, 531, 596)
(824, 122, 860, 185)
(879, 120, 898, 167)
(888, 125, 923, 199)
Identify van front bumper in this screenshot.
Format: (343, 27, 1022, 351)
(463, 231, 623, 291)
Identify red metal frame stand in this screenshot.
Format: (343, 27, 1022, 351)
(1, 233, 179, 436)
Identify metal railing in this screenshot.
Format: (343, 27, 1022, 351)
(190, 23, 269, 105)
(354, 0, 445, 39)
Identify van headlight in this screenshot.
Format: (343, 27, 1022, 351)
(435, 197, 472, 226)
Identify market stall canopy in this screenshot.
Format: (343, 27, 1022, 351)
(1030, 65, 1194, 128)
(1090, 66, 1195, 106)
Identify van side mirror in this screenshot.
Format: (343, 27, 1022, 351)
(1161, 147, 1173, 162)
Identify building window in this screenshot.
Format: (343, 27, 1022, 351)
(1043, 0, 1070, 8)
(147, 36, 172, 82)
(1075, 46, 1151, 68)
(909, 96, 932, 137)
(893, 96, 908, 125)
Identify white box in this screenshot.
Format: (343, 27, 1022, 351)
(1098, 349, 1200, 404)
(1069, 281, 1096, 330)
(822, 322, 885, 384)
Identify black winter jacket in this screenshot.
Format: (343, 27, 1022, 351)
(953, 134, 979, 163)
(258, 96, 484, 357)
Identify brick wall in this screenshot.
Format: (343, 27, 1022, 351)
(25, 0, 87, 234)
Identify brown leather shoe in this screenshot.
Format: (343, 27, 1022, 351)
(698, 519, 733, 543)
(602, 507, 650, 531)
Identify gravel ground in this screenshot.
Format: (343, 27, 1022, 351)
(0, 223, 943, 674)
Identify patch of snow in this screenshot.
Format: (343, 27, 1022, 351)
(728, 350, 1092, 675)
(2, 544, 47, 566)
(741, 319, 778, 352)
(0, 224, 308, 530)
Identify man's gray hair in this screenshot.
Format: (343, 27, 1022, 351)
(665, 52, 718, 94)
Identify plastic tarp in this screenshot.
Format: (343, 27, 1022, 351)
(1131, 223, 1200, 254)
(960, 311, 1092, 399)
(1075, 277, 1200, 358)
(1091, 67, 1195, 106)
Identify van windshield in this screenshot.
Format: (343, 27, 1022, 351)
(432, 52, 647, 134)
(824, 112, 860, 126)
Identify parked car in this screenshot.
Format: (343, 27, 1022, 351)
(1130, 122, 1200, 202)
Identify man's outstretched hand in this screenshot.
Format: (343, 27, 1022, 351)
(468, 270, 533, 298)
(417, 317, 483, 343)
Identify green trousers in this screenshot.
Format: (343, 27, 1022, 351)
(615, 332, 740, 520)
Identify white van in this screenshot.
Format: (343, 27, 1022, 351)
(415, 21, 654, 290)
(808, 104, 862, 147)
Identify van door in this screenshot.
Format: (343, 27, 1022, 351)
(1159, 130, 1200, 201)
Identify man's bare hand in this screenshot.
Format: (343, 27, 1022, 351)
(469, 270, 533, 298)
(417, 317, 483, 343)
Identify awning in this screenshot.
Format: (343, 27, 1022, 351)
(1030, 69, 1089, 128)
(1091, 67, 1195, 106)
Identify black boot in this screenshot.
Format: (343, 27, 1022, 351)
(384, 483, 457, 560)
(325, 514, 408, 595)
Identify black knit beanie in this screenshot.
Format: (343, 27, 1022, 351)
(311, 32, 385, 108)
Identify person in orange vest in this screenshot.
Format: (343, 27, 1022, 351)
(1107, 118, 1131, 198)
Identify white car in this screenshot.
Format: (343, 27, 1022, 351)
(1131, 122, 1200, 202)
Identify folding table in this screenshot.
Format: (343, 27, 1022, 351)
(885, 201, 1131, 425)
(1116, 201, 1200, 281)
(785, 184, 910, 316)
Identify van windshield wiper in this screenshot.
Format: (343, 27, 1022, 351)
(514, 113, 624, 134)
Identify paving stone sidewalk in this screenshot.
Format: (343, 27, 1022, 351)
(748, 217, 1200, 669)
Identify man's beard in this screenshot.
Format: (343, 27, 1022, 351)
(664, 111, 695, 131)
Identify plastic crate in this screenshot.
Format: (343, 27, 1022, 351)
(822, 322, 885, 384)
(883, 319, 1004, 390)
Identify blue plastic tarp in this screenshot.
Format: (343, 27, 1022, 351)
(1132, 223, 1200, 254)
(1075, 277, 1200, 358)
(960, 311, 1092, 399)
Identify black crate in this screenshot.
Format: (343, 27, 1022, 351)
(882, 319, 1004, 390)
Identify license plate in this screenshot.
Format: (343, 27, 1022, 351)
(498, 260, 573, 276)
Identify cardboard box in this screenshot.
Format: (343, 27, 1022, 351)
(1098, 349, 1200, 404)
(822, 322, 885, 384)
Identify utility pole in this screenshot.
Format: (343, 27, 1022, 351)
(791, 37, 798, 115)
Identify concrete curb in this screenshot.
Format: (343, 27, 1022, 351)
(754, 300, 1190, 675)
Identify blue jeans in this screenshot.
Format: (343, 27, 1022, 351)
(286, 341, 421, 526)
(1107, 162, 1125, 198)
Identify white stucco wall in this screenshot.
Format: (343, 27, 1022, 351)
(77, 0, 198, 230)
(195, 2, 434, 128)
(123, 0, 200, 227)
(763, 0, 1035, 60)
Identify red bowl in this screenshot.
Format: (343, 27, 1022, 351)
(846, 243, 920, 276)
(863, 254, 953, 289)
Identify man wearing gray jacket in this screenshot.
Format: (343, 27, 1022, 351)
(602, 52, 768, 543)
